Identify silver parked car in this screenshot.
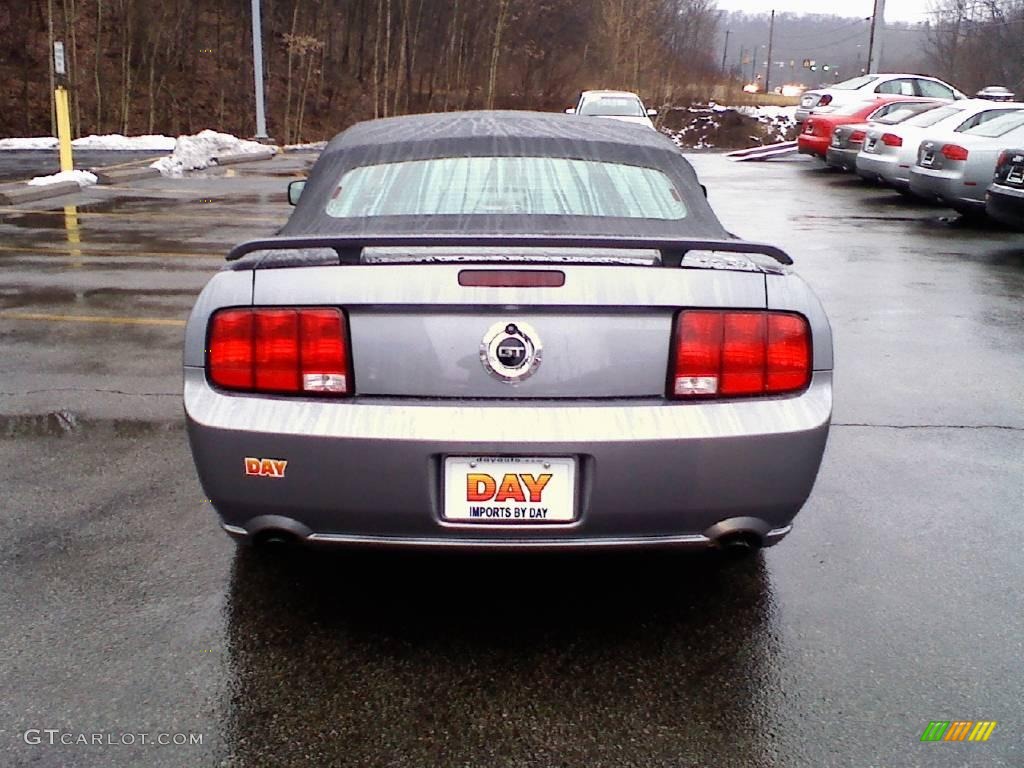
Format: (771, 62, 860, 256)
(826, 100, 942, 172)
(909, 110, 1024, 215)
(856, 99, 1024, 191)
(986, 148, 1024, 229)
(567, 90, 658, 130)
(976, 86, 1016, 102)
(184, 112, 832, 553)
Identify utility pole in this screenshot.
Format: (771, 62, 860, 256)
(764, 10, 776, 94)
(250, 0, 269, 140)
(738, 45, 745, 79)
(867, 0, 886, 74)
(721, 30, 731, 74)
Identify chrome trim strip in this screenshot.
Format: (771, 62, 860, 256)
(305, 532, 711, 549)
(184, 369, 832, 443)
(222, 524, 248, 536)
(765, 524, 793, 539)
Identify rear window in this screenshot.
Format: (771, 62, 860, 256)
(905, 105, 963, 127)
(963, 110, 1024, 137)
(832, 75, 878, 90)
(579, 97, 645, 117)
(876, 105, 930, 125)
(867, 101, 912, 119)
(325, 157, 687, 220)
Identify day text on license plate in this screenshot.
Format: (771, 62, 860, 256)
(443, 456, 576, 523)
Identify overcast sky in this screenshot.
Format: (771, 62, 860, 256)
(714, 0, 934, 23)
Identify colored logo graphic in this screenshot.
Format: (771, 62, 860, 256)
(920, 721, 997, 742)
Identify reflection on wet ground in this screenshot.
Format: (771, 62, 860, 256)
(2, 152, 1022, 768)
(0, 150, 167, 182)
(223, 548, 778, 766)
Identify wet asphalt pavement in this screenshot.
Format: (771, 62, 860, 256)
(1, 152, 1021, 767)
(0, 150, 168, 182)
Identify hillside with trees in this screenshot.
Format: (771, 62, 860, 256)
(923, 0, 1024, 95)
(0, 0, 722, 142)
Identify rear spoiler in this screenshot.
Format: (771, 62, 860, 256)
(225, 235, 793, 266)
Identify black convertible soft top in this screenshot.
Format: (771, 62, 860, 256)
(281, 110, 731, 240)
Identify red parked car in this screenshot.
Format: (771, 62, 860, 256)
(798, 96, 936, 160)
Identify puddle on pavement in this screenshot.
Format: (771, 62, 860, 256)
(0, 224, 237, 255)
(0, 410, 182, 439)
(0, 285, 197, 308)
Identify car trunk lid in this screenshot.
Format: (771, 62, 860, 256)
(251, 258, 767, 399)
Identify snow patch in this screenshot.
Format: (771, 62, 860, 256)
(0, 134, 175, 150)
(0, 137, 58, 150)
(27, 170, 98, 187)
(284, 141, 328, 151)
(73, 133, 176, 150)
(150, 130, 273, 177)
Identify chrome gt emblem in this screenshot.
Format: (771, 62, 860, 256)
(480, 321, 542, 383)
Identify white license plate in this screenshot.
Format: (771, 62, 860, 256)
(443, 456, 577, 523)
(831, 136, 842, 147)
(1008, 166, 1024, 183)
(866, 139, 877, 151)
(922, 152, 935, 166)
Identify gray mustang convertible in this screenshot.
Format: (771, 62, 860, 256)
(184, 111, 833, 553)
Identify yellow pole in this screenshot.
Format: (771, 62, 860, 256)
(63, 205, 82, 268)
(55, 85, 73, 172)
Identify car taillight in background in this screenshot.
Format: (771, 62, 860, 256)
(881, 133, 903, 147)
(669, 310, 811, 399)
(941, 144, 969, 161)
(208, 308, 351, 395)
(849, 130, 866, 144)
(818, 95, 833, 106)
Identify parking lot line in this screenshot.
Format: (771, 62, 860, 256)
(0, 244, 221, 259)
(0, 207, 285, 223)
(0, 310, 186, 327)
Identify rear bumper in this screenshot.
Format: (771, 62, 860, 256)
(855, 152, 903, 185)
(798, 136, 829, 158)
(184, 367, 833, 549)
(909, 166, 982, 210)
(986, 185, 1024, 229)
(826, 146, 860, 170)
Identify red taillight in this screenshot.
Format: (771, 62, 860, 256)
(996, 150, 1010, 168)
(208, 311, 254, 390)
(881, 133, 902, 147)
(670, 310, 811, 399)
(208, 308, 350, 395)
(818, 95, 833, 106)
(941, 144, 969, 161)
(849, 130, 866, 144)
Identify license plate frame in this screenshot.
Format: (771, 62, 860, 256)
(442, 456, 578, 524)
(1007, 166, 1024, 184)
